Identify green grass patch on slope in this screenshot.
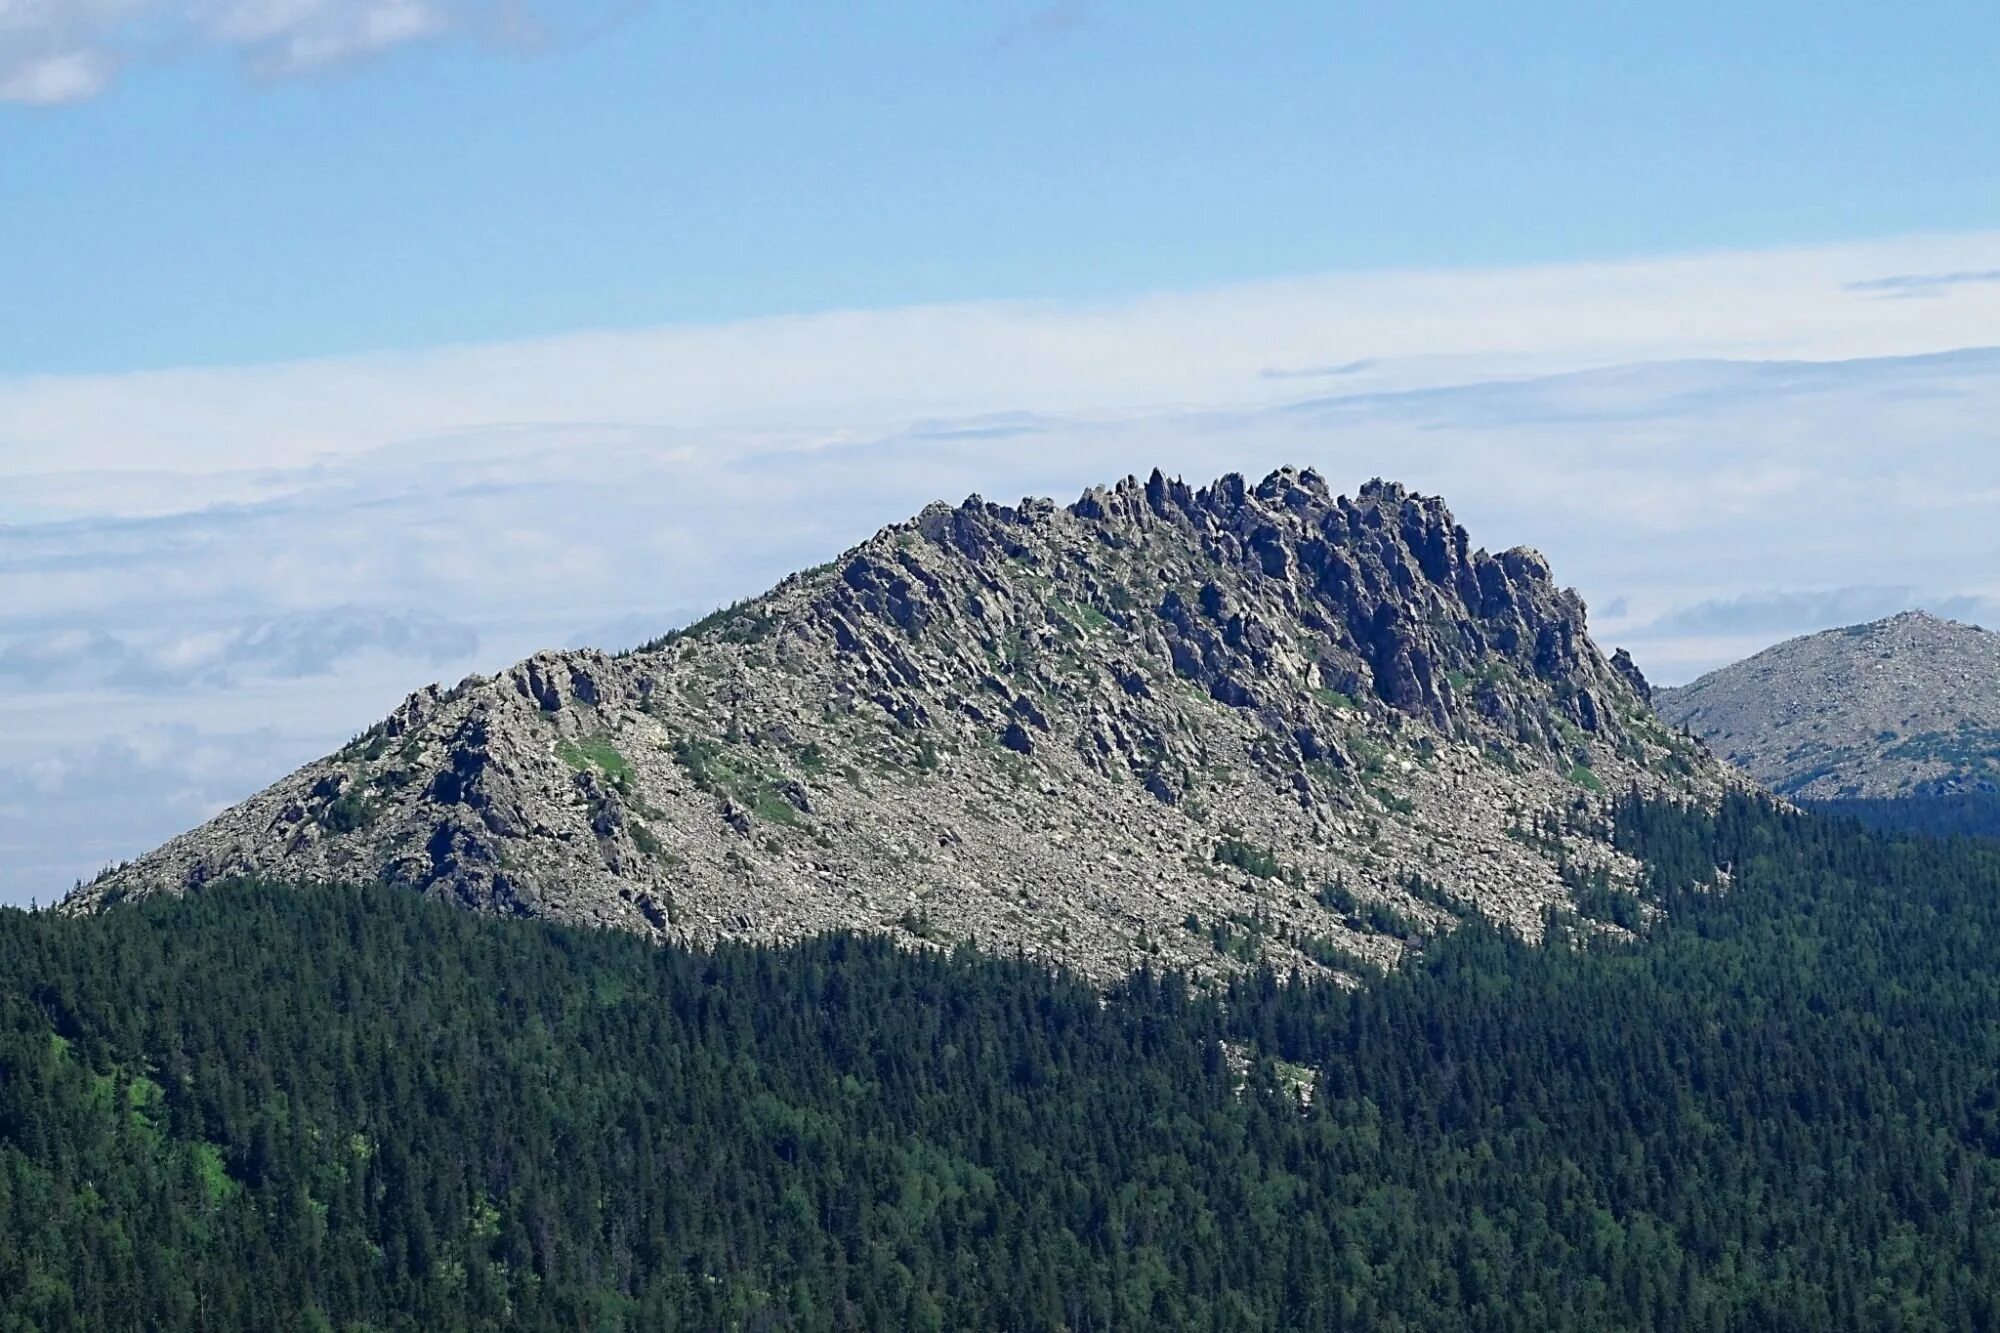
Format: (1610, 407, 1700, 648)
(557, 732, 635, 785)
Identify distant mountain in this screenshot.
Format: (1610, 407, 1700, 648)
(1657, 610, 2000, 800)
(70, 467, 1722, 979)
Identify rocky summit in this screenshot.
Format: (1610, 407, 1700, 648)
(1657, 610, 2000, 801)
(71, 468, 1723, 980)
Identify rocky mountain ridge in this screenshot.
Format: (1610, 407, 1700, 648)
(71, 467, 1725, 980)
(1657, 610, 2000, 800)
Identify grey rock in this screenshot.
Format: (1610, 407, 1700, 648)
(1657, 610, 2000, 800)
(69, 468, 1728, 982)
(1611, 649, 1653, 704)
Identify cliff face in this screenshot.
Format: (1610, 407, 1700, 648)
(72, 467, 1722, 980)
(1658, 610, 2000, 800)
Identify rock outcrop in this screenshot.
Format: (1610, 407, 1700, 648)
(70, 468, 1724, 980)
(1657, 610, 2000, 800)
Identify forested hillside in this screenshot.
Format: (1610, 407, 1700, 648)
(8, 795, 2000, 1331)
(1805, 791, 2000, 841)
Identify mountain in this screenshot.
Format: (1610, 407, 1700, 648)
(70, 467, 1721, 978)
(1656, 610, 2000, 801)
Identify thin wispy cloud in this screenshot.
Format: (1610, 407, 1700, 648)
(1641, 587, 1997, 639)
(983, 2, 1090, 56)
(0, 607, 478, 690)
(0, 0, 134, 103)
(6, 231, 2000, 485)
(0, 0, 618, 102)
(0, 722, 302, 900)
(203, 0, 450, 79)
(1846, 268, 2000, 299)
(1260, 360, 1376, 381)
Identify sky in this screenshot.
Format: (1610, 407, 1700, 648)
(2, 1, 1998, 903)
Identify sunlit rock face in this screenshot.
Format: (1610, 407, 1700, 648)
(73, 467, 1724, 981)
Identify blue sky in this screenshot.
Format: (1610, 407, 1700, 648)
(5, 1, 1999, 373)
(2, 2, 1999, 903)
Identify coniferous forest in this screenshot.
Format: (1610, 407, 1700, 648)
(1806, 792, 2000, 842)
(5, 794, 2000, 1331)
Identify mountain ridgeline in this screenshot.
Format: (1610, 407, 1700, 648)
(1657, 610, 2000, 803)
(72, 468, 1721, 978)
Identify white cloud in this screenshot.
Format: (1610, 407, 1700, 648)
(0, 606, 480, 689)
(5, 231, 2000, 485)
(197, 0, 448, 75)
(0, 0, 141, 103)
(0, 722, 311, 901)
(1846, 269, 2000, 297)
(0, 46, 114, 102)
(0, 0, 577, 101)
(1641, 588, 1998, 639)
